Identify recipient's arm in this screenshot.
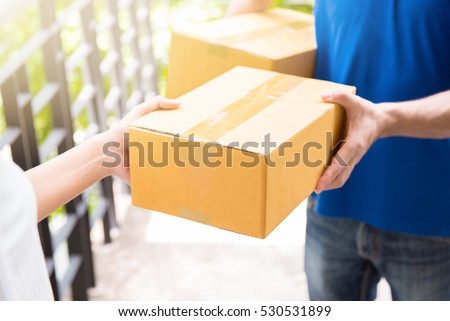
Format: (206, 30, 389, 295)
(26, 132, 110, 222)
(315, 90, 450, 193)
(26, 97, 179, 222)
(226, 0, 272, 16)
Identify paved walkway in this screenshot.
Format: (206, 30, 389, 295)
(89, 193, 390, 300)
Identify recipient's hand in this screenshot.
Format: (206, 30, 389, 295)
(315, 91, 389, 194)
(101, 96, 180, 182)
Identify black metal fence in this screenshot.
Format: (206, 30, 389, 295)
(0, 0, 157, 300)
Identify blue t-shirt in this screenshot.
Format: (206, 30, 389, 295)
(313, 0, 450, 236)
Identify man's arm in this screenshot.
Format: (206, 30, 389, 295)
(315, 90, 450, 193)
(26, 97, 179, 222)
(226, 0, 272, 16)
(380, 90, 450, 138)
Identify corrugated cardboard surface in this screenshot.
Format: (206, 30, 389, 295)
(130, 67, 356, 238)
(166, 8, 316, 98)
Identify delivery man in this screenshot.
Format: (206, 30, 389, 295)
(228, 0, 450, 300)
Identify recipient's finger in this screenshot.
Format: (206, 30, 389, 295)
(157, 96, 181, 110)
(138, 96, 180, 115)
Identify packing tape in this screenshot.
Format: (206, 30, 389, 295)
(219, 21, 311, 45)
(179, 207, 211, 225)
(207, 20, 312, 57)
(182, 74, 304, 142)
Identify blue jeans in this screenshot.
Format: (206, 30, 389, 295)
(305, 198, 450, 300)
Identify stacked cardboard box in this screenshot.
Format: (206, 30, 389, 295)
(166, 8, 316, 98)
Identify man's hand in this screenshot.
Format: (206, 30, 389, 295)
(315, 91, 387, 194)
(315, 88, 450, 194)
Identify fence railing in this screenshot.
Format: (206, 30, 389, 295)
(0, 0, 157, 300)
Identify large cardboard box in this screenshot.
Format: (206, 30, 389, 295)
(129, 67, 355, 239)
(166, 8, 316, 98)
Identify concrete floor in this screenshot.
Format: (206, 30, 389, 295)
(89, 193, 390, 301)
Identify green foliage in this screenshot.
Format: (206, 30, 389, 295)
(0, 3, 40, 136)
(0, 1, 90, 143)
(272, 0, 313, 13)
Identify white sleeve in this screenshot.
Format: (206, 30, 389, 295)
(0, 155, 54, 301)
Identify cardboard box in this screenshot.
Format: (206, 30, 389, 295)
(129, 67, 356, 239)
(166, 8, 316, 98)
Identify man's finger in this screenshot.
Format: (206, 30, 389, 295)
(321, 90, 366, 111)
(315, 139, 358, 193)
(322, 165, 354, 192)
(315, 159, 344, 194)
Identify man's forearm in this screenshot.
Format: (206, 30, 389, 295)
(380, 90, 450, 138)
(226, 0, 272, 16)
(26, 132, 110, 222)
